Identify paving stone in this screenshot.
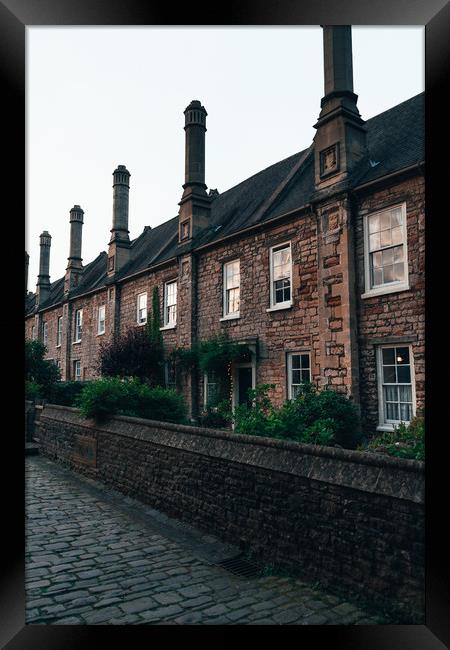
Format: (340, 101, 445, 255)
(153, 592, 183, 605)
(138, 604, 183, 622)
(273, 607, 311, 624)
(119, 597, 158, 615)
(201, 604, 230, 617)
(82, 606, 123, 624)
(182, 595, 214, 609)
(225, 607, 254, 622)
(178, 584, 212, 598)
(300, 613, 329, 625)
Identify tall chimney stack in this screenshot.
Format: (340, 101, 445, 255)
(64, 205, 84, 293)
(178, 100, 211, 243)
(108, 165, 131, 276)
(313, 26, 367, 191)
(36, 231, 51, 306)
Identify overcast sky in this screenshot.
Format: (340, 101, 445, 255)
(26, 26, 424, 288)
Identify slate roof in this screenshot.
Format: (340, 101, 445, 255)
(26, 92, 424, 317)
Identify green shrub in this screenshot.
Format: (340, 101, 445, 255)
(77, 377, 187, 424)
(364, 415, 424, 461)
(47, 381, 91, 406)
(25, 339, 61, 396)
(25, 380, 43, 401)
(198, 400, 233, 428)
(234, 382, 362, 449)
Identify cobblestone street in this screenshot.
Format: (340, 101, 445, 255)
(25, 456, 382, 625)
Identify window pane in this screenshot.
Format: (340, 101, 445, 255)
(393, 263, 404, 281)
(383, 366, 396, 383)
(380, 212, 391, 231)
(372, 251, 382, 268)
(397, 365, 411, 383)
(372, 267, 383, 286)
(385, 402, 399, 421)
(399, 385, 412, 402)
(391, 208, 402, 227)
(383, 265, 394, 283)
(368, 214, 379, 234)
(382, 248, 394, 265)
(400, 403, 412, 421)
(394, 246, 404, 263)
(384, 384, 398, 402)
(382, 348, 395, 365)
(291, 355, 301, 370)
(369, 233, 380, 252)
(380, 229, 392, 247)
(301, 369, 311, 383)
(300, 354, 310, 369)
(396, 348, 410, 364)
(292, 384, 301, 399)
(391, 226, 403, 245)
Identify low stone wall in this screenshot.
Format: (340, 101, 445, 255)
(37, 404, 424, 622)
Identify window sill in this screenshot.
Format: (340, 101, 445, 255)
(72, 340, 81, 345)
(160, 323, 176, 331)
(361, 283, 410, 299)
(137, 321, 147, 327)
(97, 331, 105, 337)
(220, 314, 240, 322)
(56, 344, 61, 349)
(266, 302, 292, 313)
(376, 423, 411, 432)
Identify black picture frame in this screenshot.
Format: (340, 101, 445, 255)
(4, 0, 449, 647)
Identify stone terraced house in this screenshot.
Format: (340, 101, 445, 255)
(25, 26, 424, 435)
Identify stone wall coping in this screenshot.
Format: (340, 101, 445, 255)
(40, 404, 424, 503)
(41, 403, 423, 472)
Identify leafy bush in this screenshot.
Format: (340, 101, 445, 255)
(363, 415, 424, 461)
(198, 400, 233, 429)
(25, 339, 61, 396)
(47, 381, 90, 406)
(77, 377, 187, 424)
(198, 333, 250, 373)
(25, 380, 43, 401)
(96, 326, 164, 385)
(233, 383, 362, 449)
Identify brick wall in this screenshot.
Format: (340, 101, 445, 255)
(355, 175, 425, 432)
(196, 215, 319, 406)
(37, 404, 424, 622)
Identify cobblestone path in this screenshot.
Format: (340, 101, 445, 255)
(25, 456, 382, 625)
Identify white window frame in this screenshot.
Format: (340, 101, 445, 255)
(204, 371, 220, 408)
(267, 241, 293, 311)
(74, 309, 83, 343)
(164, 360, 177, 390)
(97, 305, 106, 335)
(42, 321, 48, 347)
(221, 259, 240, 321)
(31, 325, 36, 340)
(376, 344, 416, 431)
(73, 359, 81, 381)
(56, 316, 62, 347)
(286, 352, 312, 400)
(161, 281, 177, 329)
(137, 293, 147, 325)
(362, 202, 409, 299)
